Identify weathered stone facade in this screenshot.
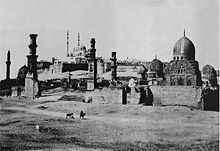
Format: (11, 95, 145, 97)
(164, 32, 202, 86)
(164, 60, 201, 86)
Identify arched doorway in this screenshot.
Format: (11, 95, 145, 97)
(177, 77, 184, 85)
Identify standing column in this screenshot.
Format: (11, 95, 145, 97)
(25, 34, 39, 99)
(27, 34, 38, 81)
(6, 50, 11, 80)
(111, 52, 117, 81)
(90, 38, 97, 88)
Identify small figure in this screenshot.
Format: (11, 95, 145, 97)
(80, 110, 86, 119)
(66, 112, 74, 119)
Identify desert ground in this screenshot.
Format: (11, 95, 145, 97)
(0, 88, 219, 151)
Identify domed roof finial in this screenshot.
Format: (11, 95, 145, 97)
(184, 28, 185, 37)
(155, 54, 157, 59)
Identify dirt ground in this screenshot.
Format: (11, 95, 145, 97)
(0, 89, 219, 151)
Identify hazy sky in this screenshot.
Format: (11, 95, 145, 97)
(0, 0, 219, 79)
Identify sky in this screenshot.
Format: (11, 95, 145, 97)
(0, 0, 219, 79)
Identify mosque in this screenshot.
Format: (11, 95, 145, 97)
(146, 30, 203, 86)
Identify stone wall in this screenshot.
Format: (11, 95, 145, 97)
(84, 86, 202, 107)
(150, 86, 202, 107)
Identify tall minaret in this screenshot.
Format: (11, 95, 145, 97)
(67, 31, 69, 57)
(6, 50, 11, 80)
(77, 32, 80, 48)
(184, 29, 185, 37)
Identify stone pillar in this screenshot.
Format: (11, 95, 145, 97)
(27, 34, 38, 80)
(87, 38, 97, 89)
(91, 38, 97, 88)
(6, 50, 11, 80)
(110, 52, 117, 81)
(25, 34, 39, 99)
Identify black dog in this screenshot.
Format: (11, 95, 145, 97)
(66, 113, 74, 119)
(80, 110, 86, 119)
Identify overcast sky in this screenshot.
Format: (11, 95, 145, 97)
(0, 0, 219, 79)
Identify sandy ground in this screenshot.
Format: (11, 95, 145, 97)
(0, 89, 219, 150)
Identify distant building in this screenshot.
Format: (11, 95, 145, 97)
(141, 30, 202, 86)
(202, 64, 218, 87)
(147, 57, 164, 85)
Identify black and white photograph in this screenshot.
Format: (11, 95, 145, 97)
(0, 0, 219, 150)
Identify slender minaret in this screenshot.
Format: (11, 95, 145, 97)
(184, 29, 185, 37)
(67, 31, 69, 57)
(6, 50, 11, 80)
(77, 32, 80, 48)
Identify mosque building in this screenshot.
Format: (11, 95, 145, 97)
(147, 30, 202, 86)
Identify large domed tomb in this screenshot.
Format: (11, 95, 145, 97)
(164, 30, 202, 86)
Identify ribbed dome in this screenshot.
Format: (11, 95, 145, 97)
(149, 58, 164, 77)
(150, 58, 163, 70)
(17, 65, 28, 80)
(202, 64, 218, 86)
(202, 65, 217, 79)
(173, 35, 195, 60)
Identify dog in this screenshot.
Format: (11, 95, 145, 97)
(79, 110, 86, 119)
(66, 112, 74, 119)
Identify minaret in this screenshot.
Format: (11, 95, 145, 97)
(6, 50, 11, 80)
(27, 34, 38, 81)
(67, 31, 69, 57)
(184, 29, 185, 37)
(77, 32, 80, 48)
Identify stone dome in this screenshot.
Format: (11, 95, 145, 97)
(202, 64, 217, 86)
(17, 65, 28, 80)
(149, 58, 163, 71)
(149, 58, 164, 78)
(202, 65, 217, 79)
(173, 33, 195, 60)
